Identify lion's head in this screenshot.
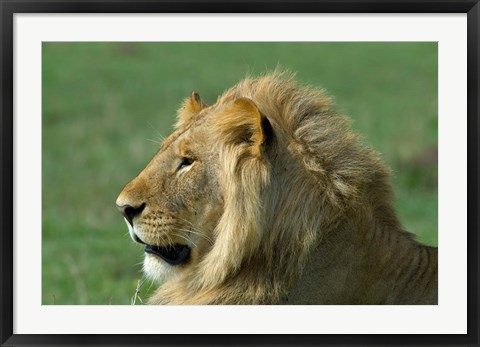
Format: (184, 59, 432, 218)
(116, 72, 433, 305)
(116, 83, 276, 288)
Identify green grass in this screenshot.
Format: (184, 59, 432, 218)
(42, 42, 438, 304)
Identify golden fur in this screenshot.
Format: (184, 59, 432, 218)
(116, 72, 438, 304)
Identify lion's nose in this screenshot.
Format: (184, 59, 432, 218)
(116, 203, 146, 226)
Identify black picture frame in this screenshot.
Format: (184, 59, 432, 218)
(1, 1, 478, 346)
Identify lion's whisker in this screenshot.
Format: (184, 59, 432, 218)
(176, 227, 214, 245)
(175, 218, 214, 244)
(147, 138, 162, 145)
(134, 260, 144, 267)
(147, 121, 165, 141)
(163, 232, 175, 248)
(172, 232, 197, 248)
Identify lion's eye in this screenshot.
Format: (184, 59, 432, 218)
(177, 157, 194, 171)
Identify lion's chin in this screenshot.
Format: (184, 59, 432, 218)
(143, 253, 181, 283)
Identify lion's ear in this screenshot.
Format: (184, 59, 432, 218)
(219, 97, 273, 156)
(187, 91, 206, 114)
(176, 91, 207, 128)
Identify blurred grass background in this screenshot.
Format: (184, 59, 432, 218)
(42, 42, 438, 305)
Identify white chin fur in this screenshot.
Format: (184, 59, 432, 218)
(143, 253, 178, 283)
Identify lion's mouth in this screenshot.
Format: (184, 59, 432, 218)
(145, 244, 191, 266)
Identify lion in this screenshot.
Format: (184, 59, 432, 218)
(116, 72, 438, 304)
